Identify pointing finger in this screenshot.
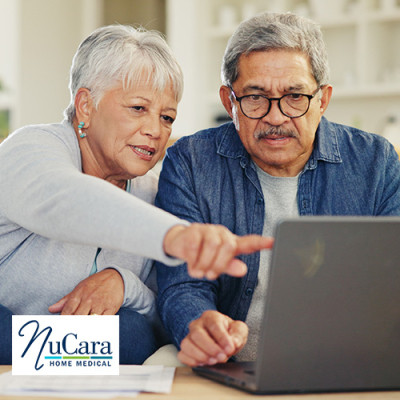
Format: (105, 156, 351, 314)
(235, 235, 274, 255)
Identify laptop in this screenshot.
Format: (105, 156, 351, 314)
(194, 216, 400, 394)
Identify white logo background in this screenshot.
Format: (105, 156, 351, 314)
(12, 315, 119, 375)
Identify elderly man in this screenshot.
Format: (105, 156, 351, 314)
(155, 12, 400, 367)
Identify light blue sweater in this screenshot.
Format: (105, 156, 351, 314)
(0, 120, 185, 318)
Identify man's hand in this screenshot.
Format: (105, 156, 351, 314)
(178, 310, 248, 367)
(48, 269, 124, 315)
(163, 223, 273, 279)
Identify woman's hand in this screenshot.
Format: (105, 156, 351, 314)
(163, 223, 273, 279)
(48, 269, 124, 315)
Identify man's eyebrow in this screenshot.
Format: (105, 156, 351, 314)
(242, 85, 266, 93)
(287, 84, 307, 92)
(242, 84, 307, 94)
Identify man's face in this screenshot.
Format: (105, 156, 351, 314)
(220, 50, 332, 177)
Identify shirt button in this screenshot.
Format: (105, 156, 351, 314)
(245, 288, 253, 296)
(257, 198, 263, 204)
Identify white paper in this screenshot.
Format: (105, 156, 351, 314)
(0, 365, 175, 398)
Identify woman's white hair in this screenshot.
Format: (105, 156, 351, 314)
(64, 25, 183, 122)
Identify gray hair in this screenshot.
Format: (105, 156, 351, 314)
(221, 12, 330, 88)
(64, 25, 183, 122)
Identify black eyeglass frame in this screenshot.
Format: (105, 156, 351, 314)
(229, 86, 322, 119)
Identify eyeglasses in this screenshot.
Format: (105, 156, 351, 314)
(230, 86, 321, 119)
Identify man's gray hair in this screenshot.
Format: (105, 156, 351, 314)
(221, 12, 330, 87)
(64, 25, 183, 122)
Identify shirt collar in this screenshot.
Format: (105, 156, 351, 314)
(217, 122, 251, 160)
(312, 116, 342, 164)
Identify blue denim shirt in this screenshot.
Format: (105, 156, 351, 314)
(156, 117, 400, 348)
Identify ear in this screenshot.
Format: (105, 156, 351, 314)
(219, 85, 234, 119)
(74, 88, 94, 126)
(319, 84, 333, 115)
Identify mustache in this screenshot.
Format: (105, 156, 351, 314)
(254, 127, 297, 140)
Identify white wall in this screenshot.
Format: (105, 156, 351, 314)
(17, 0, 102, 127)
(0, 0, 19, 92)
(166, 0, 209, 138)
(0, 0, 102, 131)
(0, 0, 19, 129)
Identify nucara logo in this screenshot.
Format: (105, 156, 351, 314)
(12, 315, 119, 375)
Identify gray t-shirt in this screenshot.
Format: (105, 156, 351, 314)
(236, 163, 299, 361)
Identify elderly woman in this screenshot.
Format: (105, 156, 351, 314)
(0, 25, 272, 365)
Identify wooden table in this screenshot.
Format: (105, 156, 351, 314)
(1, 366, 400, 400)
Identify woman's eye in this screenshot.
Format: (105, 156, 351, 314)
(131, 105, 144, 111)
(162, 115, 175, 124)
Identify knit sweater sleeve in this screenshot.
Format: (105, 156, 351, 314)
(0, 123, 187, 265)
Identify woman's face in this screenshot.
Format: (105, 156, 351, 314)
(81, 81, 178, 183)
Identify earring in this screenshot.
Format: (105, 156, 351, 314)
(78, 121, 86, 138)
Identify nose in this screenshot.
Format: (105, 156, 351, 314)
(141, 114, 161, 139)
(261, 99, 290, 126)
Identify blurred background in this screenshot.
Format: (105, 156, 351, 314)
(1, 0, 400, 146)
